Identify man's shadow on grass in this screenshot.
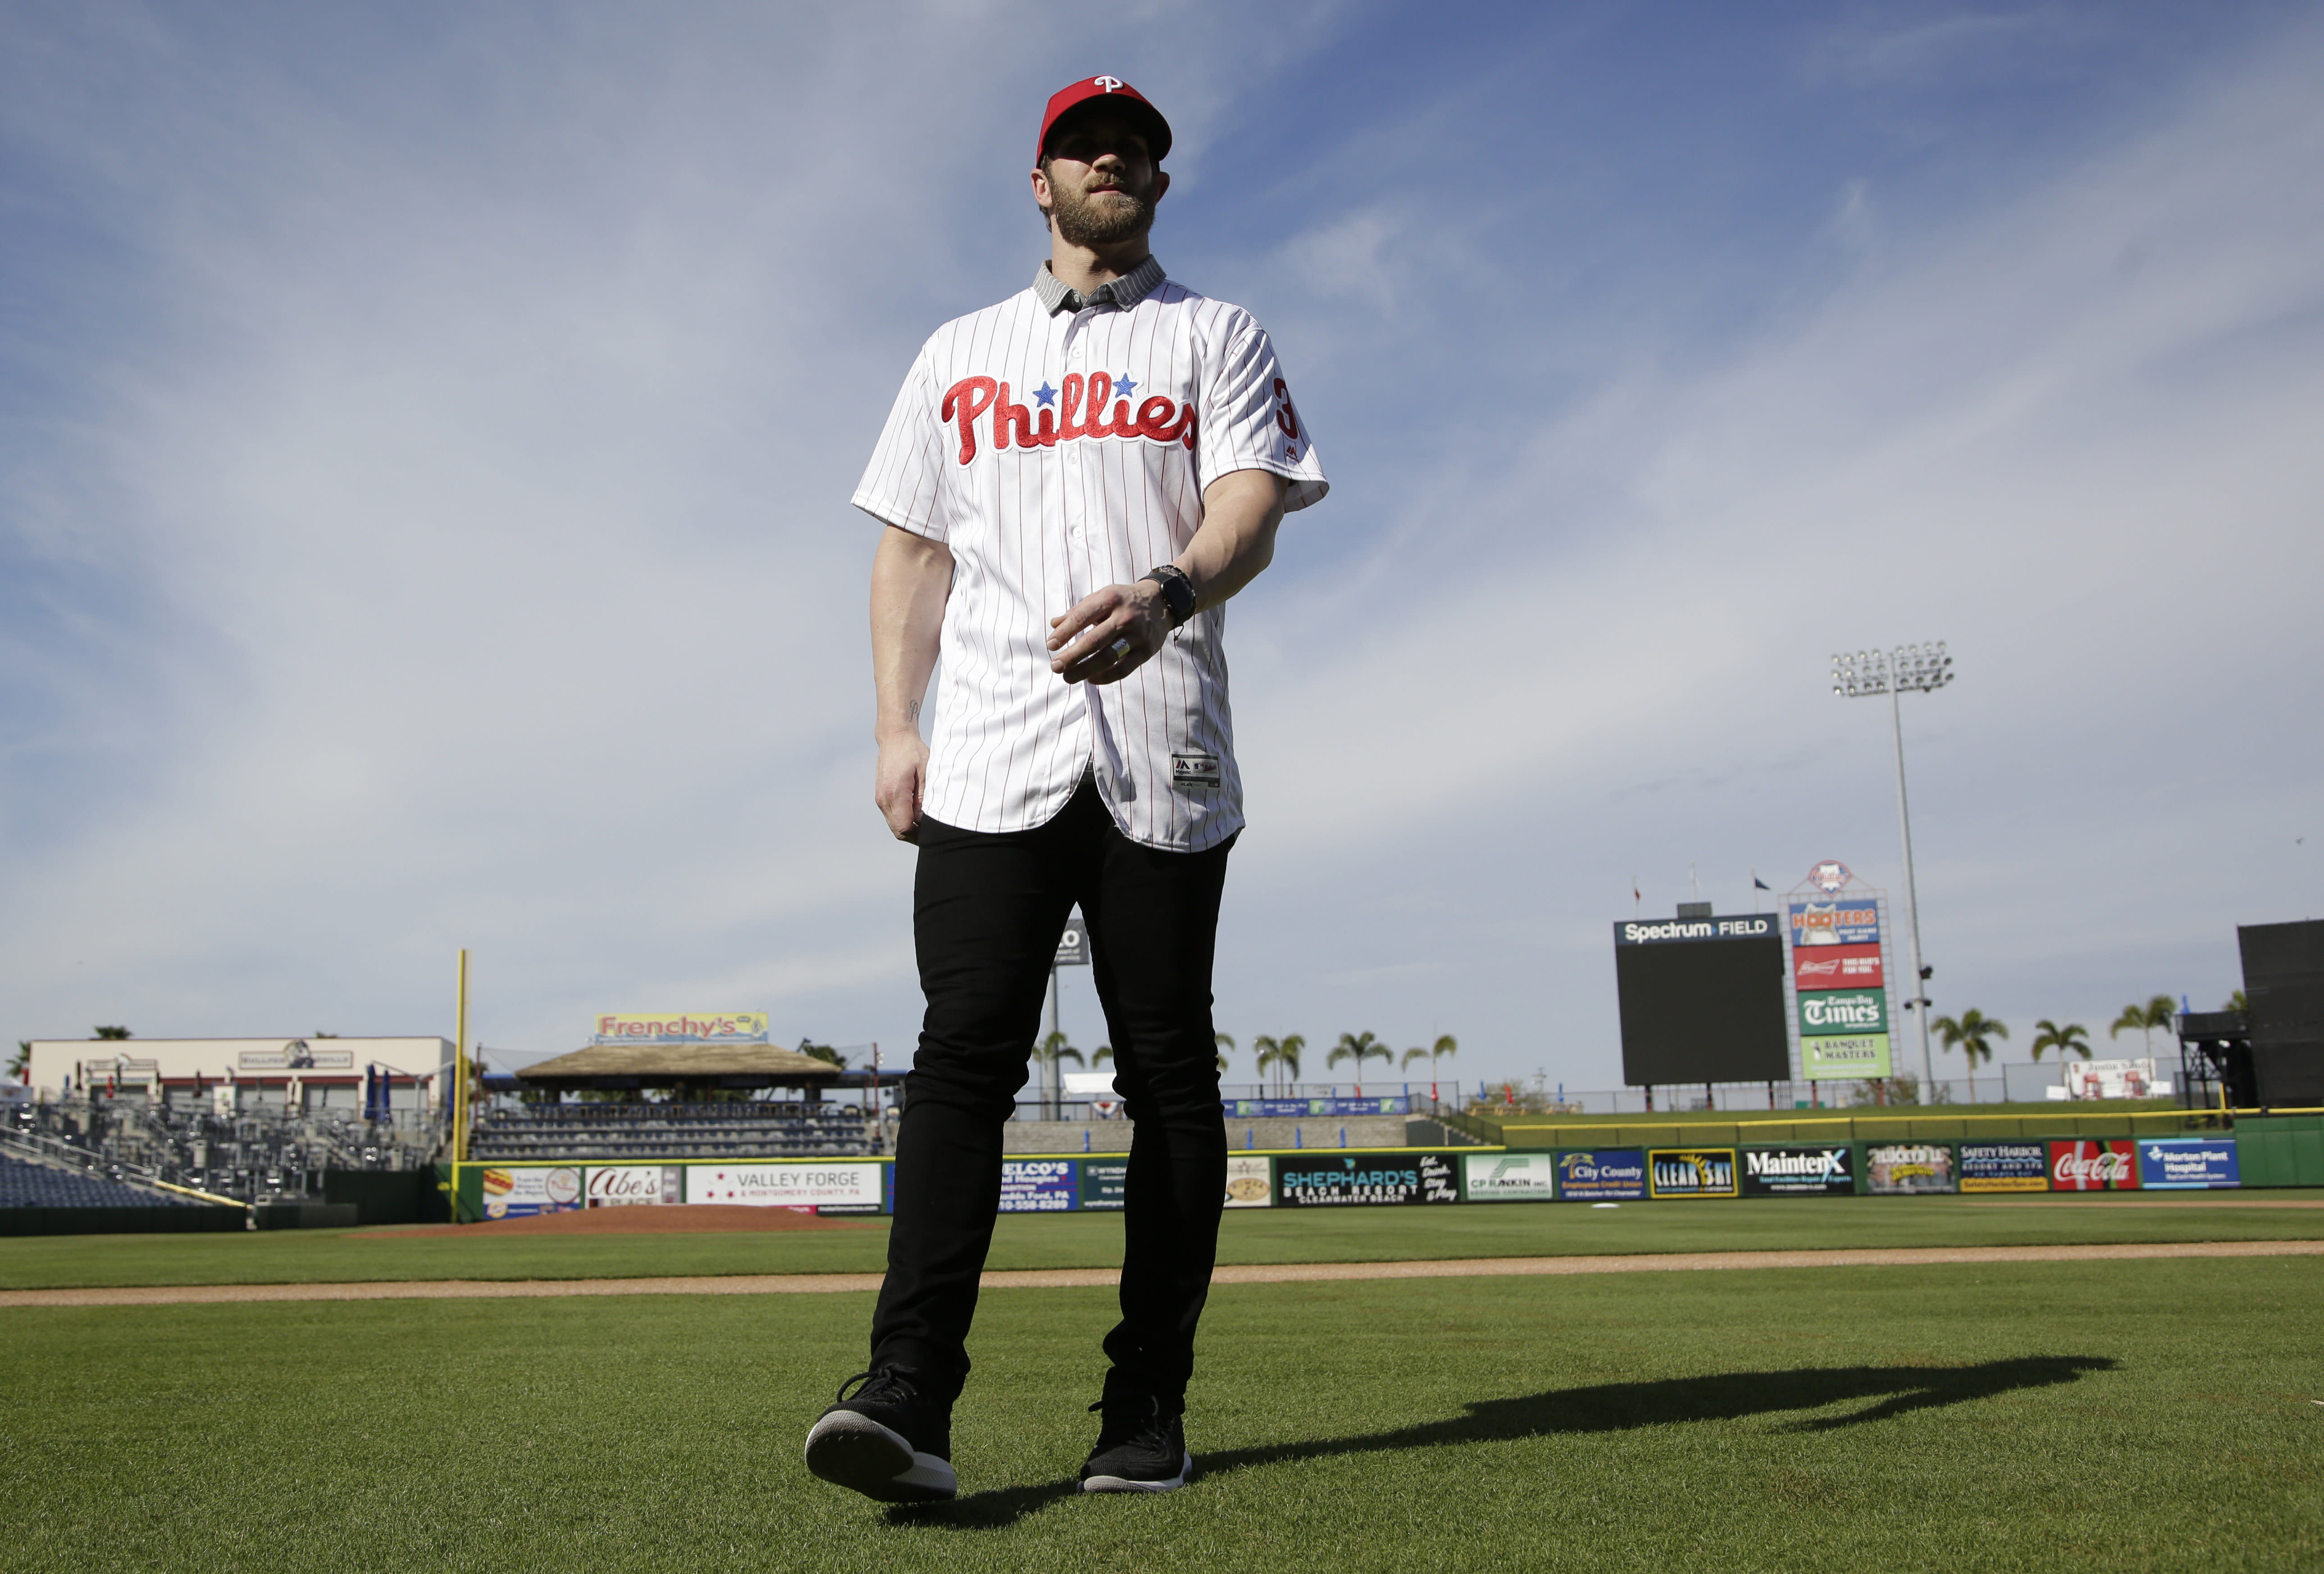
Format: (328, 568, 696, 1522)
(893, 1355, 2114, 1529)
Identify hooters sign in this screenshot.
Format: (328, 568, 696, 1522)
(2049, 1139, 2140, 1191)
(943, 374, 1196, 464)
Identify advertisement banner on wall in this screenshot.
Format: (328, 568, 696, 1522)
(2137, 1138, 2239, 1189)
(1648, 1149, 1738, 1199)
(1739, 1147, 1854, 1196)
(1797, 989, 1890, 1037)
(998, 1159, 1077, 1212)
(686, 1161, 884, 1210)
(1790, 901, 1881, 948)
(1791, 944, 1886, 992)
(1556, 1149, 1647, 1201)
(1957, 1142, 2049, 1192)
(1080, 1159, 1128, 1211)
(1800, 1032, 1892, 1080)
(479, 1165, 583, 1219)
(586, 1165, 682, 1206)
(1222, 1096, 1412, 1118)
(1223, 1155, 1273, 1208)
(2050, 1139, 2140, 1191)
(1463, 1152, 1559, 1201)
(1867, 1143, 1955, 1194)
(1276, 1152, 1458, 1206)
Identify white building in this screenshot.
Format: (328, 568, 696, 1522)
(23, 1037, 449, 1117)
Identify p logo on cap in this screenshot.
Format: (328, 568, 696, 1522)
(1037, 75, 1172, 163)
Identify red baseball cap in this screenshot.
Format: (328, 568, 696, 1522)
(1036, 75, 1172, 165)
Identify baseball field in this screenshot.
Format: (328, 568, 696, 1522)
(4, 1199, 2319, 1572)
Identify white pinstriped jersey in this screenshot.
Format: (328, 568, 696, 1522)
(853, 272, 1328, 852)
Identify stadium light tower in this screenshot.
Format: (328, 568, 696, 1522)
(1832, 643, 1955, 1095)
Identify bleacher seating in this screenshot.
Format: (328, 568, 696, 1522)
(469, 1102, 878, 1161)
(0, 1154, 198, 1208)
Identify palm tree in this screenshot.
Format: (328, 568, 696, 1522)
(1430, 1033, 1458, 1082)
(1033, 1031, 1084, 1071)
(797, 1039, 848, 1069)
(1328, 1031, 1392, 1094)
(1253, 1034, 1303, 1093)
(2109, 995, 2175, 1056)
(92, 1026, 131, 1040)
(2030, 1019, 2092, 1069)
(8, 1042, 30, 1083)
(1928, 1009, 2007, 1102)
(1091, 1045, 1113, 1067)
(2225, 990, 2248, 1014)
(1400, 1046, 1431, 1075)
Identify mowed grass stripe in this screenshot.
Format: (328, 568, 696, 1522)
(0, 1259, 2315, 1573)
(6, 1190, 2324, 1290)
(5, 1237, 2322, 1307)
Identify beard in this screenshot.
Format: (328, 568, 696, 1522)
(1047, 174, 1154, 248)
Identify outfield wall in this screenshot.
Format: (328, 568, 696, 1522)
(443, 1116, 2324, 1219)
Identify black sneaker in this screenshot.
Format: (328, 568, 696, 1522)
(1078, 1391, 1193, 1493)
(804, 1367, 957, 1502)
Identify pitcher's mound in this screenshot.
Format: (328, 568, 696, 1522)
(378, 1206, 881, 1237)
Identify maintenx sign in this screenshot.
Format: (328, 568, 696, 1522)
(1556, 1149, 1646, 1200)
(1797, 989, 1888, 1036)
(1648, 1149, 1738, 1199)
(1790, 901, 1881, 948)
(1739, 1146, 1854, 1196)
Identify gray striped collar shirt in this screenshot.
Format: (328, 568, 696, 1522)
(1033, 255, 1167, 316)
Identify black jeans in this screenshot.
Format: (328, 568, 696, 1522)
(870, 775, 1235, 1403)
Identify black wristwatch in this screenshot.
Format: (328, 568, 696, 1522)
(1142, 564, 1197, 627)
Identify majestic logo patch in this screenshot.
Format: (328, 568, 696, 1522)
(1171, 751, 1221, 789)
(943, 373, 1196, 465)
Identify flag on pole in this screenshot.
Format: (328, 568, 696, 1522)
(1753, 876, 1771, 891)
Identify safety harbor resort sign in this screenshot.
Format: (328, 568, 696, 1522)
(1276, 1153, 1458, 1206)
(1648, 1148, 1738, 1199)
(685, 1160, 884, 1212)
(592, 1012, 770, 1045)
(998, 1159, 1077, 1212)
(1463, 1152, 1559, 1202)
(1867, 1143, 1955, 1195)
(1800, 1032, 1892, 1080)
(1791, 943, 1885, 992)
(586, 1165, 682, 1206)
(1789, 901, 1881, 948)
(480, 1165, 583, 1219)
(1223, 1155, 1273, 1208)
(2138, 1137, 2239, 1189)
(1797, 988, 1889, 1037)
(1556, 1149, 1646, 1201)
(1957, 1142, 2050, 1192)
(2050, 1139, 2139, 1192)
(1739, 1146, 1854, 1196)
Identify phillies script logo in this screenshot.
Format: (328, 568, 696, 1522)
(943, 374, 1195, 465)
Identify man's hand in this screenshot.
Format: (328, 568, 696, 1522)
(1048, 580, 1173, 685)
(875, 728, 930, 843)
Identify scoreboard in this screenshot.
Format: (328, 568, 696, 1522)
(1613, 914, 1790, 1085)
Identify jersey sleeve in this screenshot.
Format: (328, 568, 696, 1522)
(1196, 318, 1329, 513)
(851, 347, 950, 540)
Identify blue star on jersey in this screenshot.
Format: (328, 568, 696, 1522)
(1112, 374, 1137, 399)
(1034, 382, 1057, 407)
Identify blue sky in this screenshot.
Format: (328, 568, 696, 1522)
(3, 1, 2319, 1092)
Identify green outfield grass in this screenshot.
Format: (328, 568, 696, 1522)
(1, 1256, 2315, 1572)
(0, 1192, 2320, 1289)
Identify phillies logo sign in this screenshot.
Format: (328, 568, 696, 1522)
(943, 374, 1196, 465)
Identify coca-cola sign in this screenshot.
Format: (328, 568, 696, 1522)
(2048, 1139, 2140, 1192)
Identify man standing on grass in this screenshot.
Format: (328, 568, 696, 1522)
(803, 74, 1327, 1501)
